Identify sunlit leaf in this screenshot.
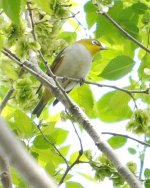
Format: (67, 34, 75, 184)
(58, 32, 77, 43)
(84, 1, 97, 28)
(138, 53, 150, 80)
(128, 147, 136, 155)
(145, 179, 150, 188)
(132, 2, 148, 14)
(0, 62, 18, 80)
(34, 0, 52, 14)
(144, 168, 150, 179)
(96, 90, 132, 122)
(71, 85, 96, 118)
(50, 128, 68, 145)
(9, 109, 34, 138)
(108, 136, 127, 149)
(100, 56, 135, 80)
(2, 0, 21, 25)
(59, 145, 70, 156)
(66, 181, 84, 188)
(33, 135, 53, 149)
(78, 172, 95, 182)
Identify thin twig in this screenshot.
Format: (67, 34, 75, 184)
(59, 146, 83, 185)
(0, 87, 14, 114)
(59, 152, 85, 185)
(72, 122, 83, 152)
(27, 1, 36, 40)
(102, 132, 150, 147)
(101, 12, 150, 54)
(59, 112, 84, 185)
(56, 76, 150, 95)
(37, 125, 69, 167)
(70, 11, 89, 37)
(56, 75, 150, 109)
(35, 11, 80, 25)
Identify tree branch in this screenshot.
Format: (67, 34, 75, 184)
(1, 48, 142, 188)
(56, 76, 150, 94)
(102, 132, 150, 147)
(0, 117, 56, 188)
(0, 154, 12, 188)
(56, 75, 150, 109)
(0, 87, 14, 114)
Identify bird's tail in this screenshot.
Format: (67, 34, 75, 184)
(32, 97, 46, 117)
(32, 88, 53, 117)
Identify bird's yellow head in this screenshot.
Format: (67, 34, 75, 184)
(76, 39, 106, 56)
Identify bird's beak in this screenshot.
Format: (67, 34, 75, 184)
(100, 45, 107, 50)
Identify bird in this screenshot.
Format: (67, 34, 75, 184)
(32, 39, 106, 117)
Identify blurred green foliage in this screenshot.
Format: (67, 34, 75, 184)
(0, 0, 150, 187)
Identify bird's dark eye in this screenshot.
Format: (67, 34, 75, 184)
(91, 40, 100, 46)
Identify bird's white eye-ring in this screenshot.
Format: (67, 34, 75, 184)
(91, 40, 99, 46)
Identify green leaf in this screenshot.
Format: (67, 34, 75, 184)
(59, 145, 70, 156)
(122, 184, 130, 188)
(145, 179, 150, 188)
(142, 12, 150, 25)
(33, 127, 68, 149)
(117, 6, 139, 38)
(108, 136, 127, 149)
(33, 135, 52, 149)
(9, 109, 34, 138)
(0, 0, 2, 8)
(95, 2, 125, 41)
(50, 128, 68, 145)
(78, 172, 95, 182)
(70, 151, 79, 163)
(58, 32, 77, 43)
(2, 0, 21, 25)
(11, 167, 28, 188)
(121, 20, 139, 38)
(45, 162, 55, 176)
(34, 0, 52, 15)
(132, 2, 148, 14)
(138, 53, 150, 80)
(96, 90, 132, 122)
(0, 34, 5, 51)
(128, 148, 136, 155)
(95, 1, 137, 57)
(144, 169, 150, 179)
(84, 1, 97, 28)
(0, 61, 18, 80)
(100, 55, 135, 80)
(71, 85, 96, 118)
(66, 181, 84, 188)
(33, 148, 63, 164)
(56, 174, 72, 183)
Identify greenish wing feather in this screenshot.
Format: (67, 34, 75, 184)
(50, 49, 65, 73)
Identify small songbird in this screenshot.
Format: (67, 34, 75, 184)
(32, 39, 106, 117)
